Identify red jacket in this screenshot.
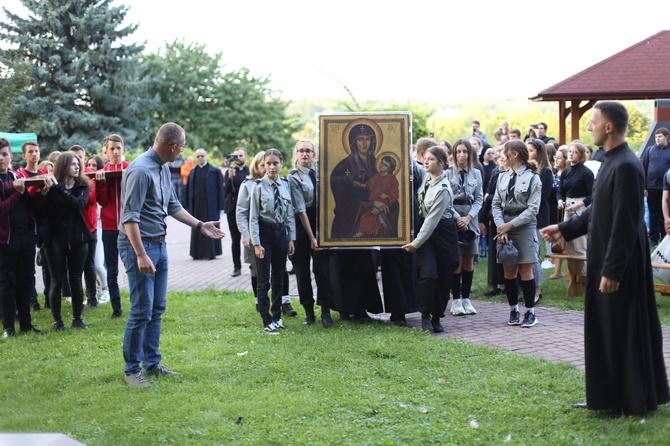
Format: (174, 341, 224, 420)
(95, 161, 128, 232)
(0, 170, 38, 244)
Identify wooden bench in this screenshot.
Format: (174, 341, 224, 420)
(546, 253, 670, 296)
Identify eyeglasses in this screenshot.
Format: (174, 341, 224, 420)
(173, 143, 186, 150)
(297, 149, 313, 154)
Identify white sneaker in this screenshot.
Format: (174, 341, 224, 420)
(98, 289, 110, 304)
(541, 260, 554, 269)
(462, 298, 477, 315)
(263, 323, 279, 335)
(450, 298, 466, 316)
(274, 319, 287, 330)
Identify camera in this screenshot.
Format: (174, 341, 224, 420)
(225, 153, 238, 163)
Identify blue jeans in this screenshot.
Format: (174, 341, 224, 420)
(119, 236, 168, 374)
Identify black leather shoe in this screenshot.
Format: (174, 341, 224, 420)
(321, 311, 334, 328)
(72, 319, 88, 329)
(421, 314, 432, 331)
(111, 309, 123, 319)
(20, 325, 43, 335)
(281, 303, 298, 317)
(303, 315, 315, 326)
(432, 320, 444, 333)
(231, 268, 241, 277)
(2, 327, 16, 338)
(53, 320, 66, 331)
(86, 299, 99, 309)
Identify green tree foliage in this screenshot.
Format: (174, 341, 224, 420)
(0, 0, 155, 153)
(144, 41, 299, 161)
(0, 55, 30, 131)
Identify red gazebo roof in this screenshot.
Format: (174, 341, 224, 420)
(531, 30, 670, 102)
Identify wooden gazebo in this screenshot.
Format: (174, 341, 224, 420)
(530, 30, 670, 144)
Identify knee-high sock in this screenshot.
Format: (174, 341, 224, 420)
(461, 270, 473, 299)
(452, 273, 462, 300)
(504, 278, 519, 306)
(521, 278, 536, 309)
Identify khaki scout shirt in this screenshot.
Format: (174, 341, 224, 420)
(412, 171, 456, 249)
(249, 175, 296, 246)
(492, 165, 541, 228)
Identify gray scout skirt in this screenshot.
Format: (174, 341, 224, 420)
(501, 216, 538, 265)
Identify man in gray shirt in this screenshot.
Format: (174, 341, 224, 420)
(119, 122, 225, 388)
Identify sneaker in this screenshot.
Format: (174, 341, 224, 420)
(421, 314, 432, 331)
(303, 315, 315, 326)
(2, 327, 16, 338)
(98, 289, 110, 304)
(263, 323, 279, 335)
(124, 370, 151, 388)
(146, 363, 179, 377)
(461, 298, 477, 315)
(521, 311, 538, 327)
(53, 320, 66, 331)
(450, 298, 466, 316)
(72, 318, 88, 329)
(281, 302, 297, 317)
(508, 310, 521, 326)
(85, 299, 99, 309)
(541, 259, 554, 269)
(274, 319, 287, 329)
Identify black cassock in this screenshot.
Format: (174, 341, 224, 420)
(560, 143, 669, 415)
(189, 166, 222, 260)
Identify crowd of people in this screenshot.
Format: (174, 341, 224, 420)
(0, 105, 668, 415)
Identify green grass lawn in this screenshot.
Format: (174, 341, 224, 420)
(2, 266, 670, 445)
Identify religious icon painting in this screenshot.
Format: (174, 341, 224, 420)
(317, 112, 412, 248)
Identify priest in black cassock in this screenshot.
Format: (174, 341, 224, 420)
(185, 148, 225, 260)
(541, 101, 669, 417)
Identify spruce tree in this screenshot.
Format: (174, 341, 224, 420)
(0, 0, 155, 152)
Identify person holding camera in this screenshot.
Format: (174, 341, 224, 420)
(224, 148, 249, 277)
(468, 120, 490, 146)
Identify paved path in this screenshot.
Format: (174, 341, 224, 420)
(37, 216, 670, 376)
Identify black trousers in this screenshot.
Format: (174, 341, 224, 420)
(647, 189, 664, 245)
(0, 231, 35, 330)
(227, 211, 242, 270)
(83, 231, 97, 301)
(102, 230, 122, 312)
(255, 225, 288, 326)
(45, 227, 88, 323)
(417, 218, 459, 318)
(292, 207, 331, 308)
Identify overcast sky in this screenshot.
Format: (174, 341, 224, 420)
(3, 0, 667, 103)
